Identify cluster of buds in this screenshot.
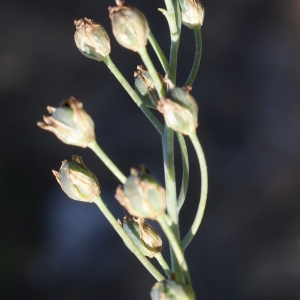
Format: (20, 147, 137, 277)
(115, 166, 166, 220)
(38, 0, 203, 298)
(52, 155, 100, 203)
(151, 279, 195, 300)
(122, 216, 162, 258)
(179, 0, 205, 28)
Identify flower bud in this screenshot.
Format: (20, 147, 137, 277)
(150, 280, 195, 300)
(134, 65, 165, 109)
(37, 96, 95, 148)
(53, 155, 100, 203)
(157, 86, 198, 135)
(74, 18, 111, 61)
(115, 166, 166, 220)
(122, 216, 162, 258)
(108, 1, 150, 52)
(180, 0, 205, 28)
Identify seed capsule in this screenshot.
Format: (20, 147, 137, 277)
(37, 97, 95, 148)
(150, 279, 195, 300)
(108, 1, 149, 52)
(115, 166, 166, 220)
(53, 155, 100, 203)
(180, 0, 205, 28)
(134, 65, 165, 109)
(74, 18, 111, 61)
(122, 217, 162, 258)
(157, 86, 198, 135)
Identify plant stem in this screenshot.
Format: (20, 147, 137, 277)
(148, 32, 170, 74)
(138, 46, 165, 98)
(161, 0, 184, 283)
(88, 140, 126, 184)
(176, 133, 189, 211)
(94, 195, 165, 281)
(162, 125, 181, 279)
(157, 214, 191, 285)
(181, 130, 208, 251)
(155, 252, 172, 278)
(163, 125, 177, 224)
(185, 25, 202, 87)
(163, 0, 181, 83)
(102, 55, 163, 135)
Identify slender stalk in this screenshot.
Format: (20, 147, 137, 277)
(176, 133, 189, 211)
(94, 195, 165, 282)
(162, 125, 181, 279)
(185, 25, 202, 86)
(157, 214, 191, 285)
(163, 0, 181, 83)
(138, 46, 165, 98)
(102, 55, 163, 135)
(160, 0, 183, 283)
(148, 32, 170, 74)
(163, 125, 177, 224)
(155, 252, 172, 278)
(181, 130, 208, 251)
(88, 140, 126, 184)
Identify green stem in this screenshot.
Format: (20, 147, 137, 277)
(176, 133, 189, 211)
(163, 0, 181, 83)
(163, 125, 177, 224)
(181, 130, 208, 251)
(88, 140, 126, 184)
(148, 32, 170, 74)
(157, 214, 191, 285)
(155, 252, 172, 278)
(102, 55, 163, 135)
(162, 125, 181, 279)
(138, 47, 165, 98)
(94, 195, 165, 281)
(185, 25, 202, 87)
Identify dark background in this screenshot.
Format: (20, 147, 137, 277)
(1, 0, 300, 299)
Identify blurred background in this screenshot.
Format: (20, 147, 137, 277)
(1, 0, 300, 299)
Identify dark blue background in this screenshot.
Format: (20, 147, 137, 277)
(1, 0, 300, 299)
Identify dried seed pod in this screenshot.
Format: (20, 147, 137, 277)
(157, 86, 198, 135)
(53, 155, 100, 203)
(134, 65, 165, 108)
(74, 18, 111, 61)
(180, 0, 205, 28)
(108, 1, 149, 51)
(122, 216, 162, 258)
(37, 97, 95, 147)
(115, 166, 166, 220)
(150, 279, 195, 300)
